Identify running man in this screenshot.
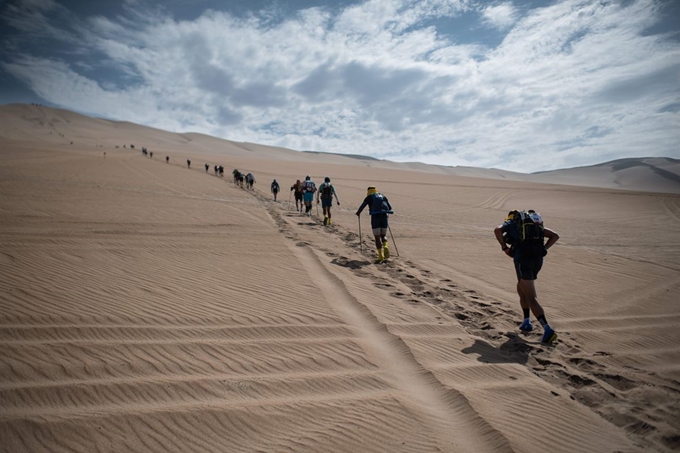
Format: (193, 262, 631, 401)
(205, 163, 209, 173)
(317, 177, 340, 225)
(356, 186, 393, 262)
(246, 173, 255, 190)
(291, 180, 304, 211)
(271, 179, 280, 201)
(187, 159, 191, 168)
(301, 176, 316, 216)
(494, 210, 560, 343)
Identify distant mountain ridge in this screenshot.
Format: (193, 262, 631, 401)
(1, 103, 679, 194)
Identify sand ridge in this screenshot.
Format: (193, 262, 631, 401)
(1, 106, 679, 452)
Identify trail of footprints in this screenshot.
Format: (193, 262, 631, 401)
(252, 189, 680, 452)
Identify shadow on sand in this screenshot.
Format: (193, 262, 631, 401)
(461, 333, 533, 365)
(330, 257, 372, 270)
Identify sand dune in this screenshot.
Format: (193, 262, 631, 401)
(1, 104, 679, 452)
(1, 103, 679, 193)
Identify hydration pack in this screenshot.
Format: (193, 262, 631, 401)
(369, 193, 391, 215)
(321, 184, 333, 197)
(505, 210, 546, 257)
(302, 180, 316, 193)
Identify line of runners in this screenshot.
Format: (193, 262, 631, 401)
(281, 175, 561, 344)
(139, 148, 560, 344)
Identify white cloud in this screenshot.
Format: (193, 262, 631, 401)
(481, 2, 518, 30)
(1, 0, 679, 172)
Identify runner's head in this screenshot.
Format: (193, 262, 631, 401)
(305, 175, 311, 181)
(367, 186, 378, 196)
(324, 177, 330, 183)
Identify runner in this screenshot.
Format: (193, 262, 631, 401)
(317, 177, 340, 225)
(301, 176, 316, 216)
(356, 186, 393, 262)
(291, 180, 304, 211)
(271, 179, 280, 201)
(494, 210, 560, 343)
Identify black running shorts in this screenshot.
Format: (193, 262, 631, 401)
(514, 256, 543, 281)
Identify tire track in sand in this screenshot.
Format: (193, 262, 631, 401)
(288, 242, 514, 453)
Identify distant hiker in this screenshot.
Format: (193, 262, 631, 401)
(165, 156, 169, 163)
(271, 179, 280, 201)
(494, 210, 560, 343)
(219, 165, 224, 177)
(356, 186, 393, 262)
(301, 176, 316, 216)
(291, 180, 304, 211)
(232, 169, 240, 184)
(149, 151, 153, 158)
(215, 165, 219, 176)
(238, 172, 245, 188)
(187, 159, 191, 168)
(205, 163, 209, 173)
(246, 173, 255, 190)
(317, 176, 340, 225)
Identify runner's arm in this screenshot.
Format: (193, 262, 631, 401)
(494, 225, 513, 256)
(494, 225, 507, 249)
(356, 197, 369, 215)
(543, 228, 559, 250)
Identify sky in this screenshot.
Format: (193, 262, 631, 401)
(1, 0, 679, 172)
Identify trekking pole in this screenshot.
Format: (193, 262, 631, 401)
(288, 190, 292, 210)
(388, 225, 400, 257)
(358, 216, 363, 254)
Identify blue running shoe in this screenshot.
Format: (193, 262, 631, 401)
(541, 326, 558, 343)
(519, 319, 533, 332)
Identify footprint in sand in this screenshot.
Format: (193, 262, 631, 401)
(593, 373, 637, 391)
(373, 282, 394, 288)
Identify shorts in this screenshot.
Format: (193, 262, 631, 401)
(294, 192, 303, 201)
(303, 192, 314, 203)
(321, 197, 333, 208)
(371, 214, 388, 236)
(514, 256, 543, 281)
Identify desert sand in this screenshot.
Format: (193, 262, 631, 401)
(1, 104, 679, 453)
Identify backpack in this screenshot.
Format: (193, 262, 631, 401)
(505, 210, 546, 257)
(320, 183, 333, 197)
(271, 182, 279, 191)
(369, 193, 391, 215)
(303, 180, 315, 192)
